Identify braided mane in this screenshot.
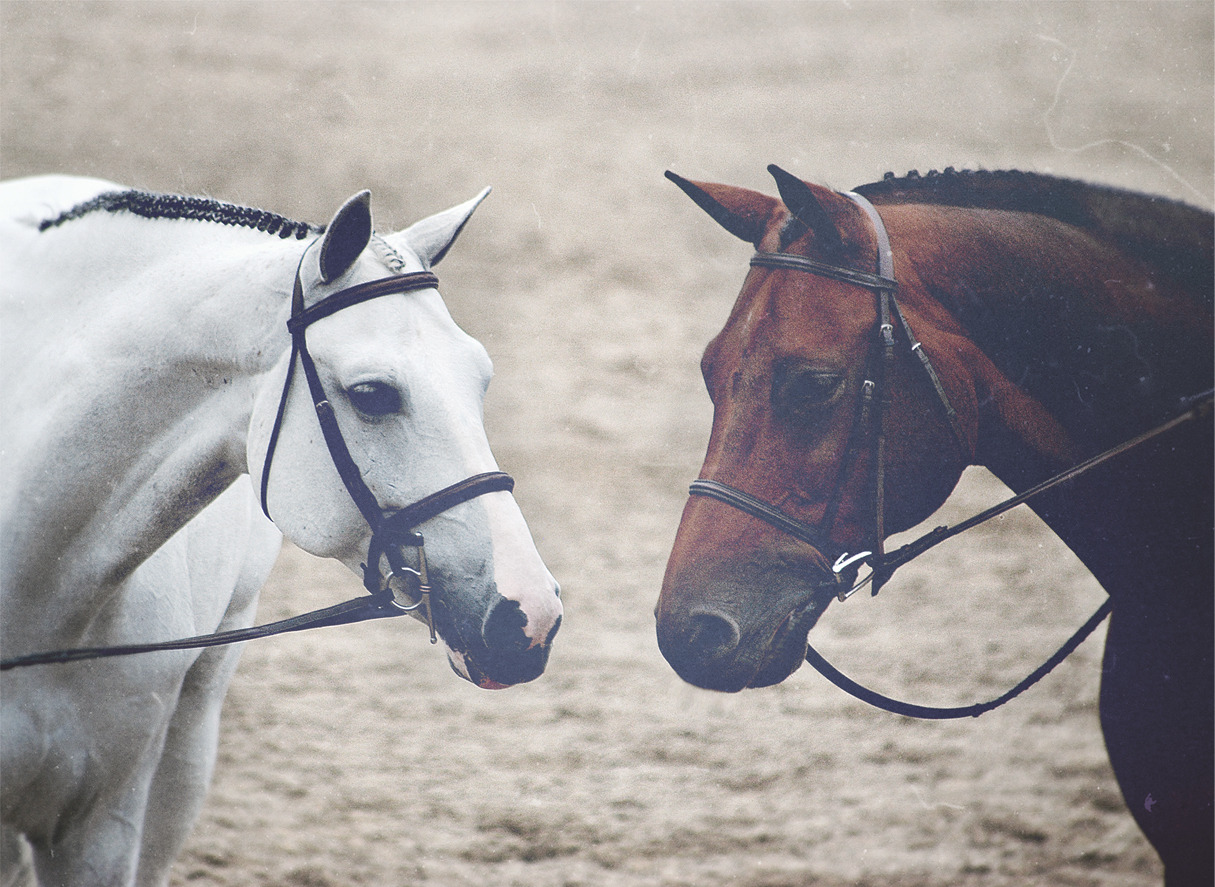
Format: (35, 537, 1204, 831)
(856, 168, 1213, 297)
(38, 190, 321, 240)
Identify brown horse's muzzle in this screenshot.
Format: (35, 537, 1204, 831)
(656, 548, 836, 692)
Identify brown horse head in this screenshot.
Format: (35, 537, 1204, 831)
(656, 166, 1083, 692)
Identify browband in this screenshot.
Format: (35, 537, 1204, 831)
(288, 272, 439, 333)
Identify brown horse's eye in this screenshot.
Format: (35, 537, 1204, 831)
(772, 362, 844, 423)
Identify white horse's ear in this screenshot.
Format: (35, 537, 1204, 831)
(319, 190, 372, 282)
(391, 187, 491, 268)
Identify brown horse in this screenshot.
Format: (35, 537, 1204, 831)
(656, 166, 1212, 885)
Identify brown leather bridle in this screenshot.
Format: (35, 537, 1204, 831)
(688, 191, 967, 601)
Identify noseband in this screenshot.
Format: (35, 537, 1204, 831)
(259, 244, 514, 641)
(689, 191, 967, 600)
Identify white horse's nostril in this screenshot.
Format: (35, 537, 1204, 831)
(482, 597, 531, 653)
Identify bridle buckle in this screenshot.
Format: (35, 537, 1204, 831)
(383, 540, 436, 644)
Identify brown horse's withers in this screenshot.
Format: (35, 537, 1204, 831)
(656, 167, 1212, 885)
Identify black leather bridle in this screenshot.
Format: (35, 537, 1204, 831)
(258, 245, 516, 641)
(689, 191, 968, 602)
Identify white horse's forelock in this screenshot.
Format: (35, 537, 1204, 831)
(369, 233, 409, 273)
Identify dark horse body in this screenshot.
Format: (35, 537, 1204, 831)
(656, 167, 1212, 884)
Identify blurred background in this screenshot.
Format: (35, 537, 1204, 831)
(3, 3, 1210, 885)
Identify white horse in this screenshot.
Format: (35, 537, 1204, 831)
(0, 175, 563, 886)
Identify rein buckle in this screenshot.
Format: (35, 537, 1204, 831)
(832, 551, 872, 602)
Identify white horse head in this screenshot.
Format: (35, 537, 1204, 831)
(247, 188, 563, 686)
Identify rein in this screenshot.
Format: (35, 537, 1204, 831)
(686, 190, 1214, 718)
(2, 246, 515, 671)
(2, 593, 406, 671)
(0, 469, 512, 672)
(805, 390, 1208, 720)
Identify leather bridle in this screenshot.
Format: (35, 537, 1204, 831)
(258, 243, 514, 642)
(689, 191, 967, 601)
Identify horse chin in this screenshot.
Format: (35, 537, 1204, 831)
(442, 644, 503, 689)
(439, 639, 550, 690)
(745, 589, 832, 688)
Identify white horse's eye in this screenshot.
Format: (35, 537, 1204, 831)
(346, 381, 402, 417)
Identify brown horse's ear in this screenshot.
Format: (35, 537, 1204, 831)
(665, 171, 775, 246)
(767, 165, 843, 254)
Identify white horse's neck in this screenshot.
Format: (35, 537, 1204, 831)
(1, 208, 312, 625)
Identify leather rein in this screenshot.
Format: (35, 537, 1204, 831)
(2, 246, 512, 671)
(686, 190, 1212, 719)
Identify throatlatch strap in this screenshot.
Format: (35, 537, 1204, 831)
(259, 339, 300, 518)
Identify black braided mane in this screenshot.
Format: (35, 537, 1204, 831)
(38, 190, 321, 240)
(857, 168, 1213, 298)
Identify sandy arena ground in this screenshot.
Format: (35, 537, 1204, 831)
(2, 3, 1212, 885)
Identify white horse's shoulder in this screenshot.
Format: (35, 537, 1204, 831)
(0, 175, 123, 227)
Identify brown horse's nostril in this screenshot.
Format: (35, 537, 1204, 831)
(686, 609, 741, 661)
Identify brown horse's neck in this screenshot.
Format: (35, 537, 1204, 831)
(885, 200, 1213, 594)
(892, 203, 1211, 451)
